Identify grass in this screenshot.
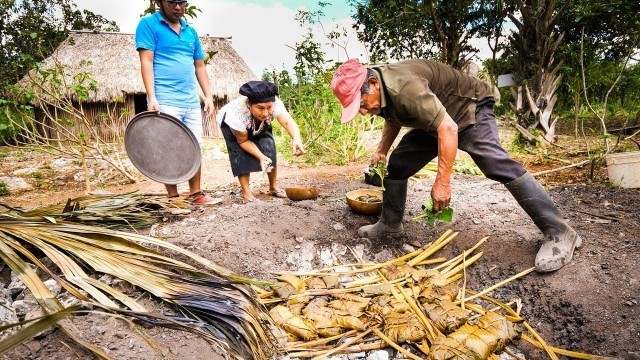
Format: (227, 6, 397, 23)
(0, 182, 9, 196)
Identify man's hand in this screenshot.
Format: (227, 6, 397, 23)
(431, 178, 451, 212)
(203, 98, 214, 118)
(371, 152, 387, 165)
(147, 97, 160, 112)
(292, 139, 305, 156)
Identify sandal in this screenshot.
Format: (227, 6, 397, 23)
(242, 197, 260, 204)
(269, 189, 288, 198)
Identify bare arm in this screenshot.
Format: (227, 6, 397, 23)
(431, 113, 458, 211)
(138, 49, 159, 111)
(194, 59, 214, 118)
(372, 120, 402, 164)
(230, 128, 271, 169)
(276, 110, 305, 156)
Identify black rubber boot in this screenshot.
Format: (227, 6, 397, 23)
(358, 179, 407, 238)
(505, 172, 583, 272)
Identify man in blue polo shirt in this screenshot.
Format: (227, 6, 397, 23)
(135, 0, 220, 209)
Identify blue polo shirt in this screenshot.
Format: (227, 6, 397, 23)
(135, 11, 205, 108)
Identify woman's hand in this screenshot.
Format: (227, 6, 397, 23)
(260, 157, 274, 173)
(292, 139, 305, 156)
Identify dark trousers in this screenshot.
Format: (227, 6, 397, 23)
(387, 104, 526, 184)
(220, 121, 278, 177)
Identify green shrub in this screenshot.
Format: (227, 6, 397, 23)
(265, 69, 381, 165)
(0, 182, 9, 196)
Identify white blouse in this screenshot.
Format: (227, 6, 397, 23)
(216, 96, 285, 134)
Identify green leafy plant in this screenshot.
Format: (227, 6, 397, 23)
(368, 161, 387, 190)
(412, 198, 454, 227)
(453, 159, 483, 175)
(0, 182, 9, 196)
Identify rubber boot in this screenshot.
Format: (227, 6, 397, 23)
(505, 172, 583, 272)
(358, 179, 407, 238)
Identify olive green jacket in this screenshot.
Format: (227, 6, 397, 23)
(372, 59, 493, 133)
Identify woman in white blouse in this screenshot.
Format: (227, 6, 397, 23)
(216, 81, 305, 203)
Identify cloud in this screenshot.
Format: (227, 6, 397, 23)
(73, 0, 366, 77)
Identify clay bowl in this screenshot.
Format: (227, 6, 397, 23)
(285, 187, 319, 201)
(346, 189, 383, 215)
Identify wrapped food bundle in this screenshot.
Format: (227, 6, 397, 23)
(269, 305, 317, 341)
(383, 311, 428, 343)
(260, 231, 592, 360)
(428, 311, 521, 360)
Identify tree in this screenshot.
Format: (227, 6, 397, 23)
(507, 0, 570, 145)
(350, 0, 488, 68)
(0, 0, 118, 94)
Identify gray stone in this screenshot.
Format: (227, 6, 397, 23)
(367, 350, 392, 360)
(0, 289, 19, 341)
(331, 243, 348, 256)
(12, 299, 38, 317)
(50, 158, 77, 170)
(73, 169, 95, 182)
(43, 279, 61, 296)
(333, 223, 345, 231)
(12, 167, 40, 176)
(401, 244, 415, 253)
(286, 241, 315, 272)
(91, 323, 107, 335)
(0, 176, 31, 192)
(320, 248, 334, 267)
(374, 249, 394, 263)
(8, 274, 26, 297)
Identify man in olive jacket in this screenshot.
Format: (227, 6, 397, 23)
(331, 58, 582, 273)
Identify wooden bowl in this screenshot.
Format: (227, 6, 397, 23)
(346, 189, 383, 215)
(285, 187, 319, 201)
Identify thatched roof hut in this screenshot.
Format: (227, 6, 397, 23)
(19, 30, 256, 140)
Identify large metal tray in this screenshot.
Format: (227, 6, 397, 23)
(124, 111, 201, 185)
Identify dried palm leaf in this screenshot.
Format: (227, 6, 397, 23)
(0, 214, 274, 360)
(4, 192, 180, 229)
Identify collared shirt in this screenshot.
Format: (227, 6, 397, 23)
(216, 96, 286, 135)
(372, 59, 493, 133)
(135, 11, 205, 108)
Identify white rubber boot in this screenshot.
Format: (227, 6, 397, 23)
(506, 172, 583, 272)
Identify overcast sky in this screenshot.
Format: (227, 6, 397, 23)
(74, 0, 365, 77)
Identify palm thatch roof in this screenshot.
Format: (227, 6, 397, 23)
(18, 30, 256, 103)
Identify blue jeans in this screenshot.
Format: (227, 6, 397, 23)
(158, 104, 203, 148)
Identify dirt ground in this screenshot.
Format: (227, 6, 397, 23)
(1, 127, 639, 359)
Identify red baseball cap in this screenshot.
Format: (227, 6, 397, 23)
(331, 58, 367, 123)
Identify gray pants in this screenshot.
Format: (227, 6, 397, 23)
(387, 104, 526, 184)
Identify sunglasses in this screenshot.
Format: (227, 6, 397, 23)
(164, 0, 188, 8)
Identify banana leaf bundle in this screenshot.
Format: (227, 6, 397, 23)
(428, 311, 521, 359)
(261, 230, 600, 360)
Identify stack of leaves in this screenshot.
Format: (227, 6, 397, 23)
(1, 192, 189, 229)
(256, 230, 601, 359)
(0, 214, 275, 359)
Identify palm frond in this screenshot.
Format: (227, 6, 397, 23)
(0, 214, 276, 359)
(3, 192, 181, 229)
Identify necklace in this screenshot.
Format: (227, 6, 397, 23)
(251, 118, 266, 136)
